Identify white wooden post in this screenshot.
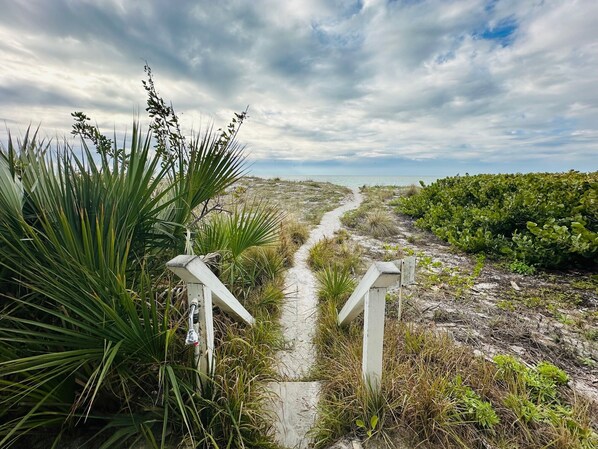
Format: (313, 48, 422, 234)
(395, 256, 416, 322)
(338, 262, 401, 392)
(338, 262, 401, 325)
(362, 287, 386, 390)
(167, 255, 255, 391)
(168, 255, 254, 325)
(188, 283, 214, 377)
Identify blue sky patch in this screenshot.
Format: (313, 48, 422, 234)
(477, 17, 518, 46)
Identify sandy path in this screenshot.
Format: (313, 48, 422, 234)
(269, 188, 362, 448)
(277, 188, 363, 378)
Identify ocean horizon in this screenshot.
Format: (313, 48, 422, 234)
(253, 174, 442, 188)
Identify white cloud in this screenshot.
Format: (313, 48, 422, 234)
(0, 0, 597, 172)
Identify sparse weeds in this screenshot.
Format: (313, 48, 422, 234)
(381, 243, 402, 261)
(312, 278, 597, 449)
(502, 286, 589, 325)
(419, 254, 485, 298)
(571, 275, 598, 295)
(228, 177, 351, 226)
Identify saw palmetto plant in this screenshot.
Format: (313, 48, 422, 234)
(0, 70, 279, 448)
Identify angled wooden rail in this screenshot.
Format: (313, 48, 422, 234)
(338, 257, 416, 391)
(167, 255, 255, 380)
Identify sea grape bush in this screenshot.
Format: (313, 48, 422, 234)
(395, 171, 598, 269)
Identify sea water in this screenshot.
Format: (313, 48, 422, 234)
(258, 174, 441, 188)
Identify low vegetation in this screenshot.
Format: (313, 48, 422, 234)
(395, 172, 598, 270)
(0, 68, 286, 448)
(341, 186, 400, 239)
(312, 244, 597, 449)
(229, 177, 351, 227)
(308, 230, 364, 274)
(307, 179, 598, 448)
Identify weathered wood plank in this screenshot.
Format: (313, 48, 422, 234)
(167, 255, 255, 325)
(400, 256, 416, 286)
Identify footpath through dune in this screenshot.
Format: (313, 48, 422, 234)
(267, 188, 363, 449)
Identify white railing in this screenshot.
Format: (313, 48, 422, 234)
(338, 257, 416, 391)
(167, 255, 255, 381)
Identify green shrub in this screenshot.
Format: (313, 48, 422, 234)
(396, 172, 598, 269)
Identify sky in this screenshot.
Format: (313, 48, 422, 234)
(1, 0, 597, 176)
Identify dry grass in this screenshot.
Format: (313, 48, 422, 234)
(363, 209, 398, 239)
(224, 176, 351, 226)
(277, 217, 310, 266)
(313, 312, 597, 449)
(308, 231, 364, 274)
(341, 186, 401, 240)
(311, 230, 597, 449)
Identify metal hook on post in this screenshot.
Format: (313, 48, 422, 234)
(185, 298, 200, 346)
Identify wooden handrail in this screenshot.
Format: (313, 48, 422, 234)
(167, 255, 255, 381)
(337, 257, 415, 391)
(168, 255, 254, 325)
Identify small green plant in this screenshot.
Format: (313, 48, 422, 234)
(316, 266, 356, 305)
(451, 376, 500, 428)
(496, 300, 516, 311)
(503, 393, 543, 423)
(579, 357, 596, 367)
(382, 243, 402, 261)
(555, 312, 575, 326)
(535, 361, 569, 385)
(355, 415, 379, 439)
(509, 260, 536, 275)
(583, 329, 598, 342)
